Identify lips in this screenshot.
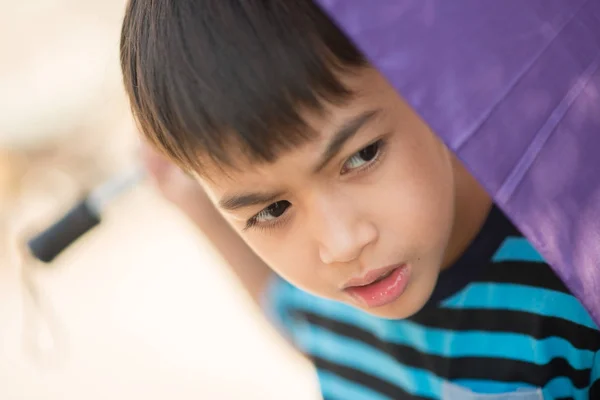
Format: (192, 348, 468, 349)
(342, 265, 402, 289)
(343, 264, 410, 308)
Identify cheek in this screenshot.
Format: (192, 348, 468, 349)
(242, 230, 328, 295)
(379, 132, 455, 261)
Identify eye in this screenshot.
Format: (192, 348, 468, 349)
(341, 140, 382, 174)
(245, 200, 291, 229)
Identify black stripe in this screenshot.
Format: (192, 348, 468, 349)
(304, 312, 592, 389)
(408, 308, 600, 352)
(591, 378, 600, 400)
(473, 261, 571, 294)
(312, 356, 432, 400)
(445, 358, 590, 389)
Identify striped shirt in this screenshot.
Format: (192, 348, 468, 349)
(265, 206, 600, 399)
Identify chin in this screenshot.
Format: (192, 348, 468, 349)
(361, 302, 424, 320)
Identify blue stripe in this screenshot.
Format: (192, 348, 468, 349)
(442, 283, 598, 330)
(317, 370, 393, 400)
(450, 379, 536, 394)
(269, 270, 599, 397)
(544, 376, 590, 399)
(455, 378, 590, 400)
(279, 288, 595, 370)
(492, 237, 545, 263)
(263, 277, 297, 335)
(297, 324, 443, 399)
(379, 326, 595, 370)
(301, 325, 594, 399)
(591, 351, 600, 385)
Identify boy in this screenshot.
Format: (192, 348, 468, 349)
(122, 1, 599, 399)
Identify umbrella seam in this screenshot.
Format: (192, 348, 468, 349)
(496, 54, 600, 203)
(454, 0, 589, 151)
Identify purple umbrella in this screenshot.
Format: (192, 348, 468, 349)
(316, 0, 600, 324)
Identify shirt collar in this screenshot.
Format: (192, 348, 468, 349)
(425, 205, 521, 306)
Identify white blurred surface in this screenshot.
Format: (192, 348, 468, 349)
(0, 186, 319, 399)
(0, 0, 128, 149)
(0, 1, 319, 397)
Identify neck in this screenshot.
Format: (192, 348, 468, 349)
(442, 157, 493, 270)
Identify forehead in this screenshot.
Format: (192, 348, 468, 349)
(198, 68, 395, 190)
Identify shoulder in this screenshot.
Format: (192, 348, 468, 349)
(443, 236, 599, 334)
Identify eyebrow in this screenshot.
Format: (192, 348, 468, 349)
(312, 109, 380, 174)
(218, 110, 380, 212)
(219, 190, 285, 211)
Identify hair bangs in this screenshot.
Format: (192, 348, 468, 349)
(121, 0, 367, 174)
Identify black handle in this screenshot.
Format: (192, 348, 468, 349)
(27, 200, 101, 263)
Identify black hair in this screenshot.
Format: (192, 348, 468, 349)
(120, 0, 367, 174)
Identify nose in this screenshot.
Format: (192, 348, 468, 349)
(314, 200, 378, 265)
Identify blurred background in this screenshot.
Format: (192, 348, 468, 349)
(0, 1, 318, 398)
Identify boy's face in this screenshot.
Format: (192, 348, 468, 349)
(200, 68, 488, 319)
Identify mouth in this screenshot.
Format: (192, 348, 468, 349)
(343, 264, 410, 308)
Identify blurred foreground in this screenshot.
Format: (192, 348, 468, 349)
(1, 185, 318, 399)
(0, 1, 318, 398)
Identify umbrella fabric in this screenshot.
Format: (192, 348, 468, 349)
(316, 0, 600, 324)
